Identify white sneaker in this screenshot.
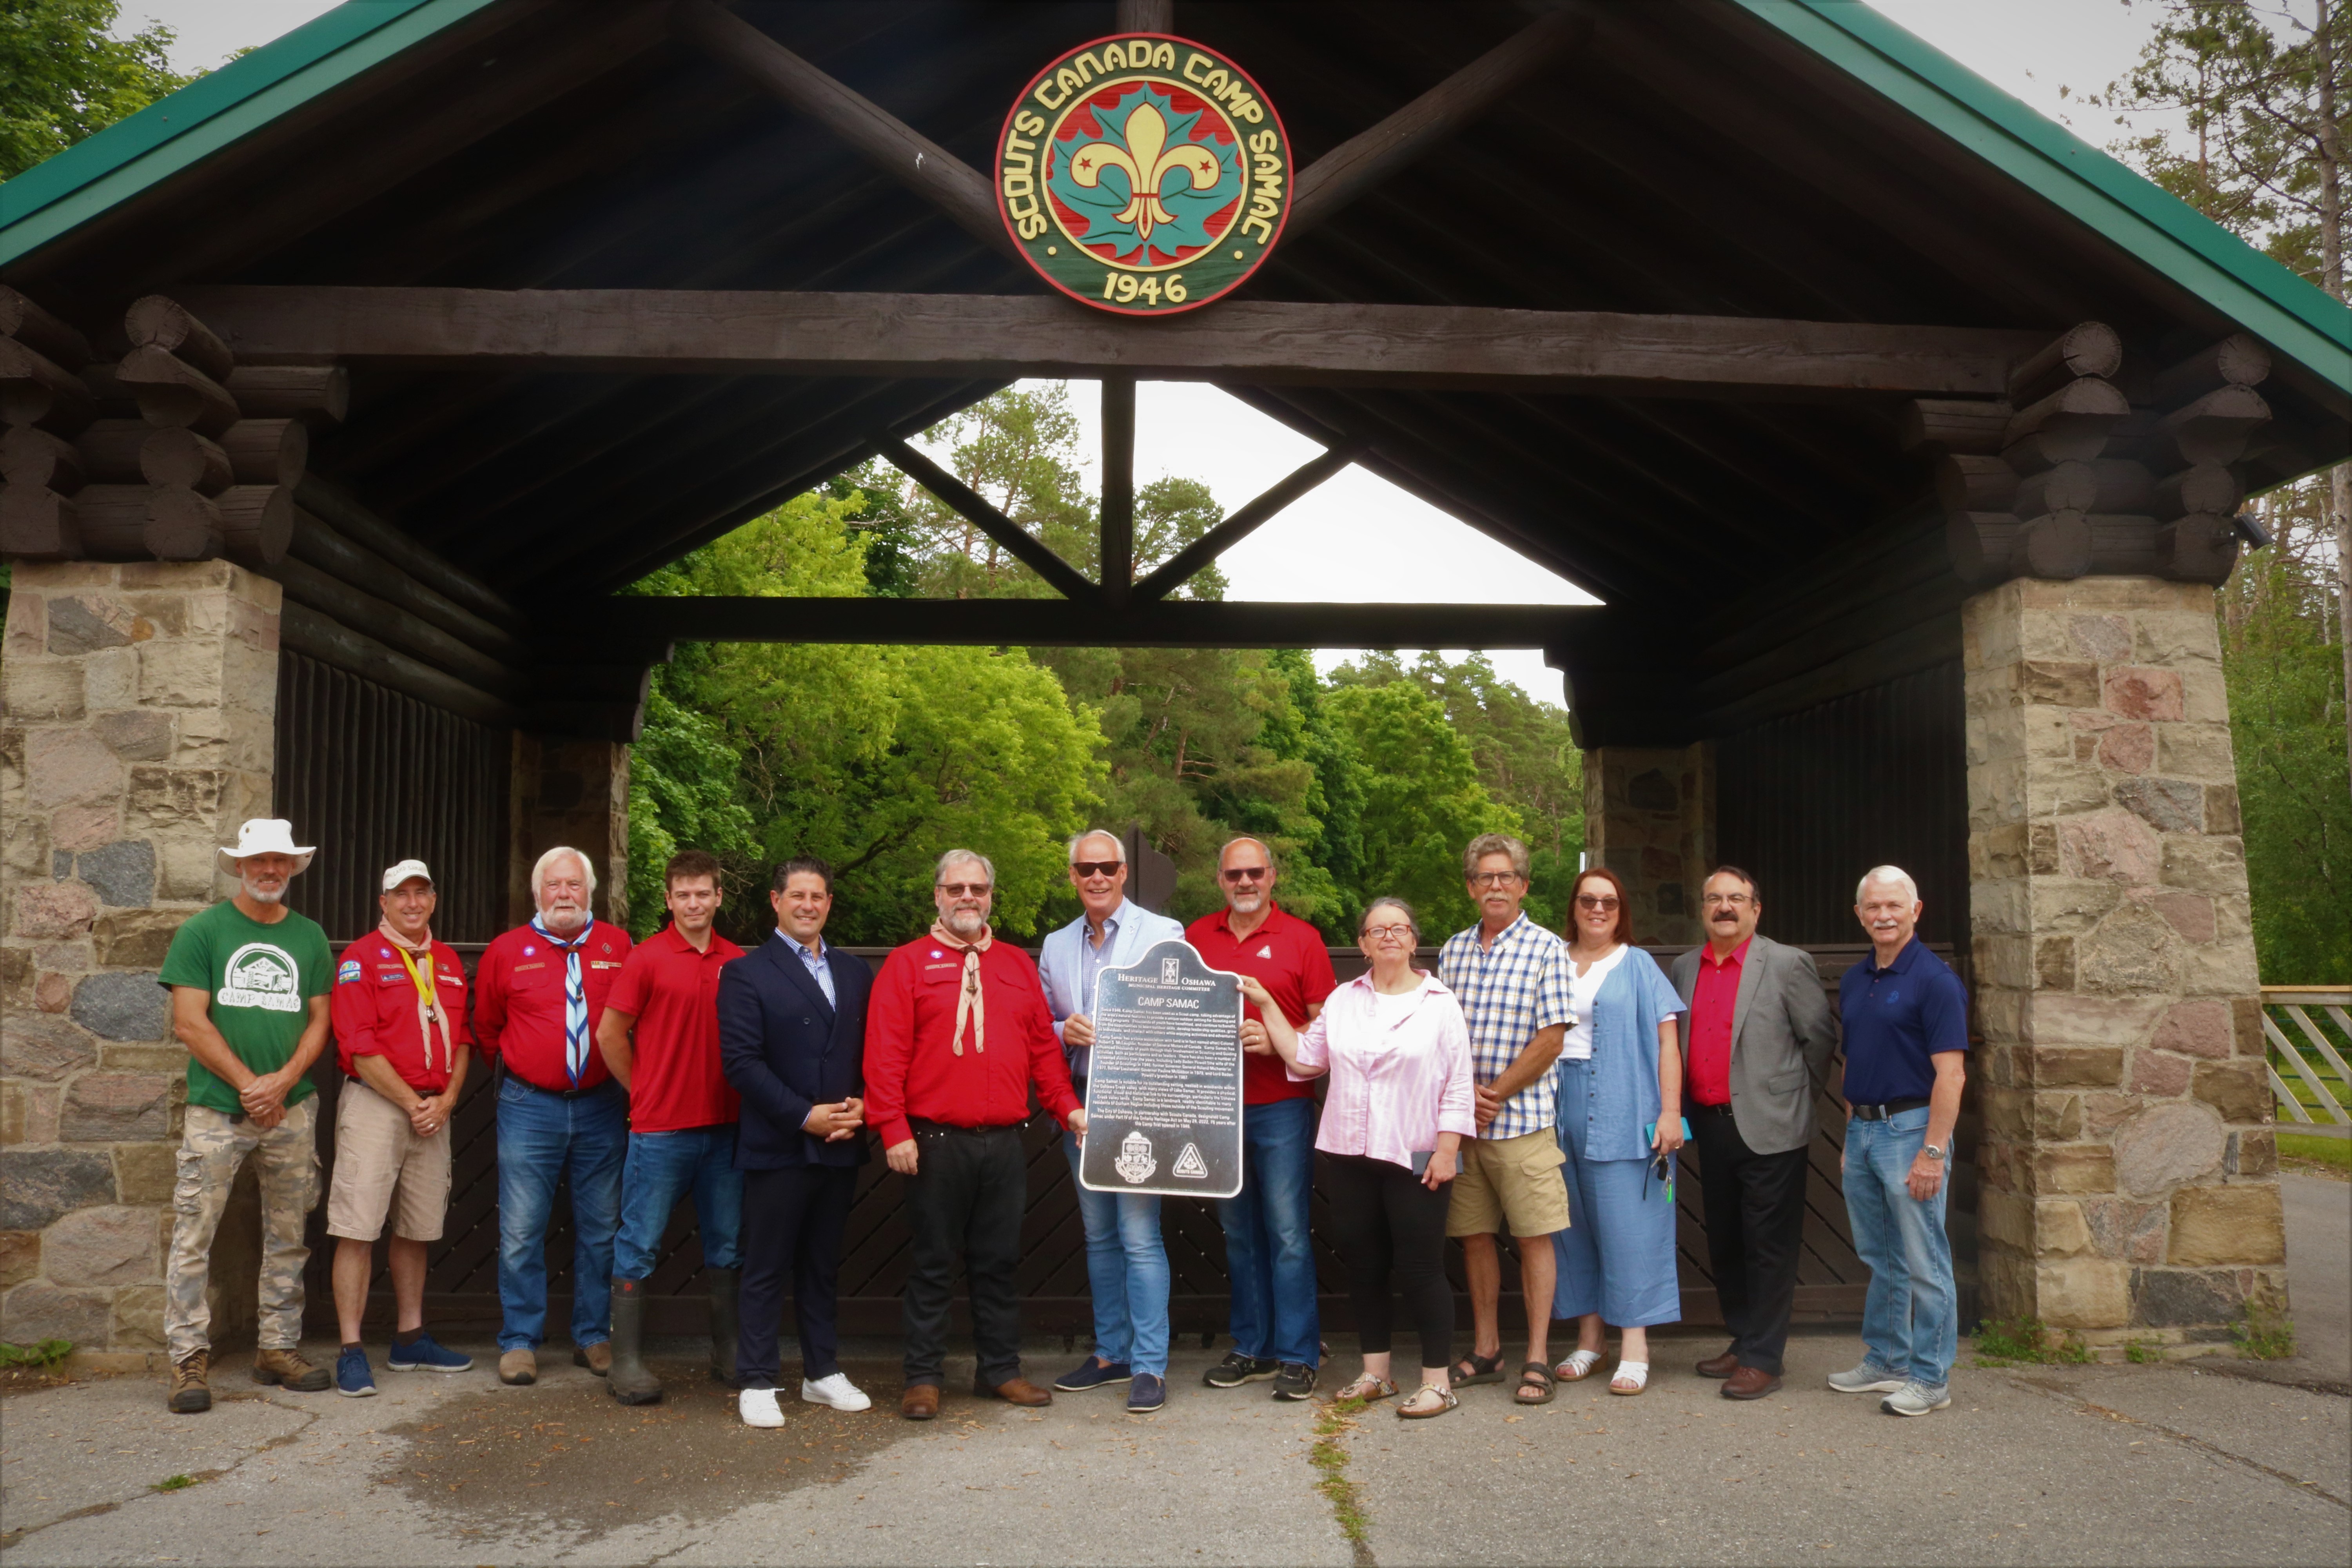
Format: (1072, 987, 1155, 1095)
(1827, 1361, 1906, 1394)
(1881, 1381, 1952, 1417)
(739, 1387, 786, 1428)
(802, 1372, 872, 1412)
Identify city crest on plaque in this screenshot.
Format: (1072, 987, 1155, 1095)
(995, 34, 1290, 315)
(1078, 938, 1246, 1198)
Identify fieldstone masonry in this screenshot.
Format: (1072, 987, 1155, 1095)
(1582, 742, 1715, 945)
(508, 734, 630, 928)
(2, 559, 280, 1356)
(1964, 575, 2282, 1343)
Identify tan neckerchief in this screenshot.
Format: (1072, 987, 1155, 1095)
(930, 922, 991, 1055)
(379, 919, 455, 1075)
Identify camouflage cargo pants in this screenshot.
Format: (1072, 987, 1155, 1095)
(165, 1098, 321, 1360)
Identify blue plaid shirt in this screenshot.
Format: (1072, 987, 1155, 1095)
(1438, 913, 1577, 1140)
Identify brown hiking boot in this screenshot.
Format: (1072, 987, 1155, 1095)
(168, 1350, 211, 1414)
(252, 1347, 331, 1392)
(499, 1348, 537, 1385)
(573, 1341, 612, 1376)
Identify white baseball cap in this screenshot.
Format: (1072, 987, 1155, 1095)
(219, 818, 314, 871)
(382, 858, 434, 892)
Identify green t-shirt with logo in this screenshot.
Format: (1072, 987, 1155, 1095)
(157, 900, 334, 1116)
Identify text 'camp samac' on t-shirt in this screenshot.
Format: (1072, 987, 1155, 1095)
(158, 900, 335, 1116)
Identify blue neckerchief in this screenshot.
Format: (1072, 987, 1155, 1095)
(530, 916, 593, 1086)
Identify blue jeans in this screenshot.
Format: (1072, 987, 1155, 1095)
(1844, 1107, 1956, 1389)
(1216, 1096, 1319, 1367)
(496, 1076, 626, 1352)
(615, 1125, 744, 1281)
(1064, 1126, 1169, 1376)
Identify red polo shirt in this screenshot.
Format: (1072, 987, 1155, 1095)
(605, 924, 744, 1132)
(331, 935, 470, 1094)
(1187, 905, 1338, 1106)
(1688, 936, 1749, 1107)
(864, 934, 1080, 1149)
(475, 919, 633, 1094)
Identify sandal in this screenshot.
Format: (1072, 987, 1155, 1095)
(1448, 1350, 1504, 1387)
(1397, 1382, 1459, 1419)
(1609, 1359, 1650, 1396)
(1554, 1348, 1602, 1382)
(1333, 1375, 1396, 1404)
(1514, 1361, 1556, 1405)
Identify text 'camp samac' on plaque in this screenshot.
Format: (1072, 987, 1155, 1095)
(1078, 938, 1245, 1199)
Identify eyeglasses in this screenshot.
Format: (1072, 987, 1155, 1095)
(1469, 872, 1523, 888)
(1362, 924, 1414, 942)
(1574, 895, 1621, 911)
(937, 882, 991, 897)
(1701, 892, 1754, 907)
(1221, 866, 1270, 882)
(1069, 862, 1122, 878)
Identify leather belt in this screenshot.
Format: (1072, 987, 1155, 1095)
(1692, 1102, 1737, 1117)
(1849, 1097, 1930, 1121)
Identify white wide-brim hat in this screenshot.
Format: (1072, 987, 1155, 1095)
(219, 818, 316, 873)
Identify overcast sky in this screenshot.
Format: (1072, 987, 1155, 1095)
(116, 0, 2172, 704)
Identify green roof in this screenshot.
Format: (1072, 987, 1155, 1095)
(1737, 0, 2349, 399)
(0, 0, 499, 267)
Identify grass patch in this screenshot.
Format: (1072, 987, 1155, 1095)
(0, 1340, 72, 1369)
(153, 1475, 197, 1492)
(2234, 1303, 2297, 1361)
(1973, 1318, 2094, 1367)
(1310, 1396, 1370, 1548)
(2123, 1338, 2161, 1364)
(2276, 1132, 2352, 1176)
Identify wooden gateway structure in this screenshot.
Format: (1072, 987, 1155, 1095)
(3, 0, 2346, 1353)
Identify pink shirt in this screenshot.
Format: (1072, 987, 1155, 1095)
(1290, 972, 1477, 1171)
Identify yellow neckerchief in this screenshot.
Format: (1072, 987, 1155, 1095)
(379, 919, 454, 1075)
(928, 922, 991, 1055)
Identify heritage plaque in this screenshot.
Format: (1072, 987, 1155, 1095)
(995, 34, 1291, 316)
(1078, 938, 1245, 1198)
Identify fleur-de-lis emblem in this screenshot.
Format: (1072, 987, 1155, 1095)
(1067, 103, 1221, 243)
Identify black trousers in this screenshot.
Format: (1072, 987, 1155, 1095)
(737, 1163, 857, 1388)
(1322, 1151, 1454, 1371)
(1691, 1105, 1810, 1375)
(901, 1121, 1026, 1388)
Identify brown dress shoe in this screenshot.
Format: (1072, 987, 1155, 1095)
(1722, 1365, 1784, 1400)
(901, 1384, 941, 1420)
(974, 1375, 1053, 1407)
(1695, 1348, 1740, 1379)
(574, 1342, 612, 1377)
(499, 1348, 537, 1386)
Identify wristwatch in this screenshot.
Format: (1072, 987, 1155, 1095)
(1922, 1143, 1948, 1162)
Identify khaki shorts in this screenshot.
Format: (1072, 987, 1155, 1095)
(326, 1078, 452, 1242)
(1447, 1128, 1570, 1239)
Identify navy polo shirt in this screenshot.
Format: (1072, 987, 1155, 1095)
(1837, 939, 1969, 1104)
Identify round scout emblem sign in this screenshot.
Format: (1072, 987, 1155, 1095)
(996, 34, 1290, 315)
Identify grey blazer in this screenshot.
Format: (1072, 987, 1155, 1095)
(1668, 933, 1839, 1156)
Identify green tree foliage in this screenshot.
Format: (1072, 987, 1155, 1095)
(1323, 682, 1521, 936)
(0, 0, 190, 180)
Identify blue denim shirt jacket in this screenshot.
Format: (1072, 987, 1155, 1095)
(1555, 944, 1687, 1164)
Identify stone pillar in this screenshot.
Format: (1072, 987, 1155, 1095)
(2, 560, 280, 1358)
(1965, 576, 2280, 1347)
(1581, 742, 1715, 944)
(507, 733, 630, 929)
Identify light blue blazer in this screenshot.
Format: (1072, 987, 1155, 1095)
(1037, 898, 1185, 1082)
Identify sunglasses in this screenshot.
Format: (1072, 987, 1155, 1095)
(1575, 894, 1621, 911)
(937, 882, 991, 897)
(1221, 866, 1270, 882)
(1070, 861, 1122, 878)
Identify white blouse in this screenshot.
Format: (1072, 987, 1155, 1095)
(1561, 943, 1630, 1061)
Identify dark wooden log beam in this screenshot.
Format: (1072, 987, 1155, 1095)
(2005, 321, 2123, 406)
(173, 286, 2052, 399)
(225, 363, 348, 424)
(2150, 332, 2270, 407)
(292, 474, 527, 633)
(287, 504, 526, 660)
(876, 435, 1100, 603)
(114, 345, 238, 436)
(1115, 0, 1172, 29)
(1130, 443, 1358, 604)
(125, 296, 235, 383)
(279, 600, 515, 727)
(0, 337, 97, 432)
(670, 0, 1018, 261)
(1286, 6, 1593, 238)
(599, 595, 1592, 651)
(0, 285, 93, 369)
(1100, 378, 1134, 608)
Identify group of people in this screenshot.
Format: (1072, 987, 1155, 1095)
(156, 816, 1969, 1428)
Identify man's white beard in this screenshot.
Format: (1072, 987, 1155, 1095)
(542, 905, 587, 933)
(1229, 890, 1264, 913)
(945, 906, 988, 937)
(241, 877, 285, 905)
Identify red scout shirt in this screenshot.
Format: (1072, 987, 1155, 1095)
(863, 934, 1081, 1150)
(605, 923, 745, 1132)
(1187, 905, 1338, 1106)
(1687, 936, 1750, 1107)
(475, 919, 633, 1094)
(331, 934, 471, 1095)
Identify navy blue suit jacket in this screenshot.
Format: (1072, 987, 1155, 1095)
(717, 935, 871, 1170)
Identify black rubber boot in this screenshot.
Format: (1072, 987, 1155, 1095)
(606, 1277, 663, 1406)
(707, 1266, 742, 1387)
